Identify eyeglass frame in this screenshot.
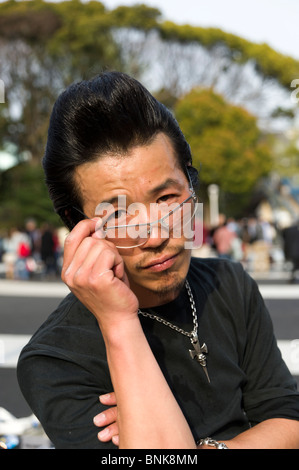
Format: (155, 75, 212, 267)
(70, 165, 198, 247)
(72, 189, 198, 249)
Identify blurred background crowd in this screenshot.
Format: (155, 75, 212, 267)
(1, 212, 298, 283)
(196, 214, 299, 282)
(0, 219, 67, 281)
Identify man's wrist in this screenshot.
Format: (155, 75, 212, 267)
(100, 314, 143, 346)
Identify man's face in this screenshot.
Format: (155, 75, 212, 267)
(74, 133, 193, 307)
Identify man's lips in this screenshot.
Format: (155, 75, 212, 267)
(141, 252, 180, 272)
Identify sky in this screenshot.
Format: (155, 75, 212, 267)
(101, 0, 299, 60)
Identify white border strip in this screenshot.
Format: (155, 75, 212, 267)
(259, 285, 299, 299)
(0, 335, 31, 368)
(0, 280, 69, 298)
(0, 281, 298, 299)
(277, 340, 299, 375)
(0, 335, 298, 375)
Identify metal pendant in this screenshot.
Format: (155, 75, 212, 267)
(189, 333, 210, 383)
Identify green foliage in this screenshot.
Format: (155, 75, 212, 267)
(1, 1, 298, 90)
(0, 163, 60, 229)
(0, 1, 296, 224)
(0, 0, 63, 44)
(109, 3, 161, 30)
(271, 131, 299, 179)
(47, 1, 121, 81)
(175, 88, 272, 198)
(0, 0, 122, 165)
(159, 21, 299, 88)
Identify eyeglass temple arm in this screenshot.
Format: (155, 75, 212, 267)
(72, 206, 91, 220)
(186, 165, 195, 193)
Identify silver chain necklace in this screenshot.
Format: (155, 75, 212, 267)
(138, 280, 210, 383)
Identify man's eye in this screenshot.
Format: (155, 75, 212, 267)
(104, 210, 127, 227)
(114, 210, 126, 219)
(158, 194, 178, 203)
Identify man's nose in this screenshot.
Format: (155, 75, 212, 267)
(142, 224, 169, 248)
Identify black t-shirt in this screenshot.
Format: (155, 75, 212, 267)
(17, 258, 299, 449)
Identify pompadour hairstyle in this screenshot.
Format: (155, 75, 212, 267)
(43, 71, 198, 229)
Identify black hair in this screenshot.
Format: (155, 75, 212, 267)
(42, 71, 198, 230)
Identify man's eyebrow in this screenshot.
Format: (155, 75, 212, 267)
(97, 178, 184, 207)
(147, 178, 184, 196)
(98, 196, 121, 206)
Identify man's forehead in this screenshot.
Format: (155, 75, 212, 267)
(75, 132, 187, 210)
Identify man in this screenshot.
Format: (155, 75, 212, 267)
(17, 71, 299, 449)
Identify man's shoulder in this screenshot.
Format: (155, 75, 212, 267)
(189, 256, 251, 297)
(190, 256, 245, 278)
(18, 292, 100, 360)
(32, 292, 91, 333)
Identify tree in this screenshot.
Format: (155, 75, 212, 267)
(174, 87, 272, 215)
(0, 163, 60, 229)
(0, 1, 297, 225)
(0, 0, 122, 228)
(159, 21, 299, 90)
(0, 0, 121, 163)
(109, 10, 298, 125)
(1, 0, 297, 165)
(271, 130, 299, 180)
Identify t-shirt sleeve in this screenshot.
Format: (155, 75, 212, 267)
(239, 269, 299, 424)
(17, 345, 116, 449)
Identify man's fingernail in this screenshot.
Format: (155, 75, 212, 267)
(99, 393, 110, 401)
(98, 427, 109, 439)
(93, 413, 105, 426)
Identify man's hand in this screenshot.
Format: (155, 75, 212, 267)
(61, 219, 139, 333)
(94, 392, 119, 446)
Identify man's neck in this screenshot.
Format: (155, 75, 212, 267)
(133, 276, 186, 309)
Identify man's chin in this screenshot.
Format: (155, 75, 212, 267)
(130, 269, 187, 308)
(126, 246, 191, 307)
(153, 271, 185, 298)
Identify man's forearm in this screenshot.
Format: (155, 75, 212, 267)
(220, 418, 299, 449)
(103, 317, 196, 449)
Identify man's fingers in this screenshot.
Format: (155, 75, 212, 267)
(112, 434, 119, 446)
(89, 248, 124, 283)
(97, 422, 119, 444)
(99, 392, 117, 406)
(94, 397, 118, 444)
(62, 218, 124, 288)
(94, 406, 117, 427)
(62, 218, 98, 274)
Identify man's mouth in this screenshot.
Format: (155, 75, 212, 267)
(141, 252, 181, 273)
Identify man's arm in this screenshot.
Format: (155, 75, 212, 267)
(95, 395, 299, 449)
(62, 219, 196, 449)
(102, 314, 196, 449)
(221, 418, 299, 449)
